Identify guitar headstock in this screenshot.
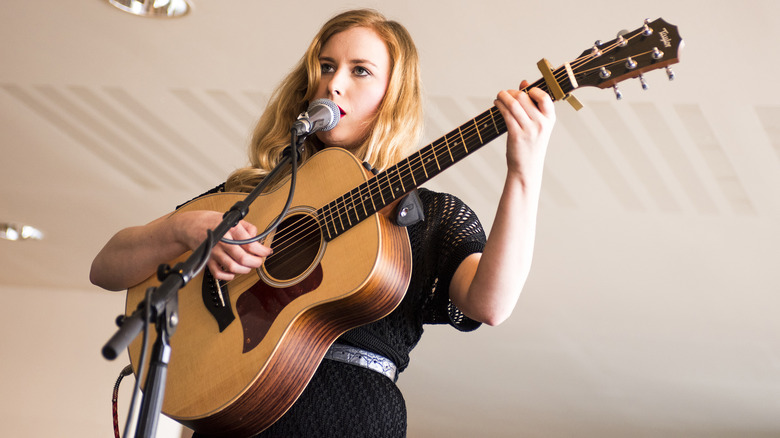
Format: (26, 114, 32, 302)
(569, 18, 683, 97)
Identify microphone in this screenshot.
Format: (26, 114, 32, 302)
(292, 98, 340, 136)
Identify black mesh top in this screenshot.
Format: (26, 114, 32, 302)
(338, 188, 486, 372)
(193, 187, 487, 438)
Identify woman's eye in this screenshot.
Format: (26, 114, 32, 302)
(320, 63, 334, 74)
(354, 66, 371, 76)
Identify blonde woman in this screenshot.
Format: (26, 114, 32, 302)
(91, 8, 555, 437)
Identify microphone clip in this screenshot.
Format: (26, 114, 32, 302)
(292, 111, 316, 136)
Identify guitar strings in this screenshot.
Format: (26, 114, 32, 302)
(239, 30, 649, 274)
(310, 30, 651, 230)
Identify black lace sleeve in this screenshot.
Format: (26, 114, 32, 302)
(412, 189, 487, 331)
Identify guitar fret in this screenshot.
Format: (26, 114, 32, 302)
(335, 195, 346, 230)
(391, 164, 405, 194)
(321, 203, 336, 240)
(340, 195, 351, 227)
(345, 191, 359, 225)
(359, 183, 373, 216)
(488, 108, 500, 135)
(405, 158, 417, 186)
(350, 194, 359, 223)
(317, 209, 329, 241)
(417, 150, 429, 179)
(370, 172, 384, 207)
(443, 135, 455, 163)
(349, 187, 364, 222)
(379, 169, 392, 205)
(472, 118, 483, 145)
(365, 182, 377, 213)
(432, 140, 442, 170)
(458, 126, 469, 154)
(355, 185, 368, 217)
(477, 117, 491, 141)
(451, 131, 466, 161)
(411, 152, 427, 184)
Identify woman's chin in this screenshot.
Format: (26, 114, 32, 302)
(315, 132, 355, 151)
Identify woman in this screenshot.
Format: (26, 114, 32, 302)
(91, 8, 555, 437)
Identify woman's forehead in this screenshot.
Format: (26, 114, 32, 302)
(320, 27, 389, 65)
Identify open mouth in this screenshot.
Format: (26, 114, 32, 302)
(338, 106, 346, 117)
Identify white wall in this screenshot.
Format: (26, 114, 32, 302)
(0, 285, 182, 437)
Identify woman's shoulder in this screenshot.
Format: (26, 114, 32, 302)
(176, 183, 226, 210)
(416, 187, 457, 205)
(416, 188, 475, 217)
(413, 188, 484, 240)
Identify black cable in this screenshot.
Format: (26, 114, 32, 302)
(221, 130, 301, 246)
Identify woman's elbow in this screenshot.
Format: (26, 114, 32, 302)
(89, 258, 123, 291)
(463, 302, 514, 327)
(479, 308, 513, 327)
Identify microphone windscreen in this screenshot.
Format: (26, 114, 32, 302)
(308, 98, 340, 132)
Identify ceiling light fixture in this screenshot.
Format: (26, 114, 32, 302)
(106, 0, 191, 18)
(1, 223, 44, 241)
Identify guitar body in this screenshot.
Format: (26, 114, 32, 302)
(125, 148, 412, 437)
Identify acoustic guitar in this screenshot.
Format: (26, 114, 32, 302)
(126, 18, 683, 437)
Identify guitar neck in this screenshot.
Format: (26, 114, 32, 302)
(316, 10, 687, 241)
(317, 72, 574, 241)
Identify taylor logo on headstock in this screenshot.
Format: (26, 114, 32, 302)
(659, 28, 674, 48)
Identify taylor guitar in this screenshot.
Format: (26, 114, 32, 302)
(126, 18, 683, 437)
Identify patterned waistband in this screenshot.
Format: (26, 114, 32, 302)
(324, 343, 398, 382)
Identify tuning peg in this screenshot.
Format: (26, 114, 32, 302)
(665, 66, 676, 80)
(616, 30, 629, 46)
(639, 74, 649, 90)
(599, 67, 611, 79)
(642, 19, 653, 36)
(613, 85, 623, 100)
(591, 41, 602, 57)
(625, 57, 638, 70)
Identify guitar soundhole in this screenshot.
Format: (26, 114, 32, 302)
(262, 212, 323, 283)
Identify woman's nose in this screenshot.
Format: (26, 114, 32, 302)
(325, 69, 346, 97)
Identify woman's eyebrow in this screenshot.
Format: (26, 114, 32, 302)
(318, 56, 378, 68)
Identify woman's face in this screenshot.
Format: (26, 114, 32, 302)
(314, 26, 391, 150)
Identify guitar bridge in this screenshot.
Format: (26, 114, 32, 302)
(202, 269, 236, 332)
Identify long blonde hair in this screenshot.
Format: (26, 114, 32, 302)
(225, 9, 423, 192)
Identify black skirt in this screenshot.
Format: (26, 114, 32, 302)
(192, 359, 407, 438)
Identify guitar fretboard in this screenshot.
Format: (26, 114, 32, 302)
(315, 72, 572, 241)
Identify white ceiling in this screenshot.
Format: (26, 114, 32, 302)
(2, 1, 780, 437)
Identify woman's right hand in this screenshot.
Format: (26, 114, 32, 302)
(173, 210, 272, 281)
(90, 209, 272, 291)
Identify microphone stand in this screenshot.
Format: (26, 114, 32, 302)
(102, 131, 307, 437)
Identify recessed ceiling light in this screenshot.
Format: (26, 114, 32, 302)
(0, 223, 44, 241)
(106, 0, 191, 18)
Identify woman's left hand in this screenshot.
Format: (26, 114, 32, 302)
(494, 80, 556, 194)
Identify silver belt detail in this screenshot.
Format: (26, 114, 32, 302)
(324, 343, 397, 382)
